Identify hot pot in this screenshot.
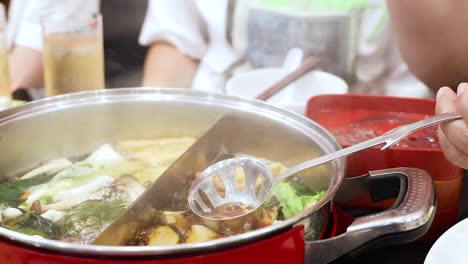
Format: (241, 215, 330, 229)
(0, 88, 435, 263)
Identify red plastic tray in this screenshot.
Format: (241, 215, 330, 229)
(305, 94, 462, 181)
(305, 94, 463, 240)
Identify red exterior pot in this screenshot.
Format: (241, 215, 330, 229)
(0, 90, 436, 263)
(0, 227, 306, 264)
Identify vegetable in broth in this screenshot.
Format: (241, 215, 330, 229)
(0, 137, 325, 245)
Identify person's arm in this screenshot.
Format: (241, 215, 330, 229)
(142, 42, 199, 88)
(139, 0, 207, 88)
(8, 45, 44, 91)
(385, 1, 468, 91)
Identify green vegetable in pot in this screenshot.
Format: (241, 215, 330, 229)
(0, 174, 54, 207)
(20, 160, 147, 210)
(288, 180, 310, 195)
(271, 182, 303, 219)
(3, 211, 62, 239)
(270, 183, 326, 219)
(300, 191, 325, 208)
(61, 199, 127, 241)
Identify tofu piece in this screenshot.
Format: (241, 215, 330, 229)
(186, 225, 219, 243)
(148, 226, 180, 246)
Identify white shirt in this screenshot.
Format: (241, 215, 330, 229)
(7, 0, 100, 50)
(139, 0, 433, 98)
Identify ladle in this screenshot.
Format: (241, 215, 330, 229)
(188, 112, 461, 220)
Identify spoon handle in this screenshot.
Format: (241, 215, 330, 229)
(274, 112, 462, 184)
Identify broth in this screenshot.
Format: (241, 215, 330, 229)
(0, 138, 325, 245)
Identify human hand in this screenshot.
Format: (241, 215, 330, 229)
(436, 83, 468, 169)
(8, 45, 44, 92)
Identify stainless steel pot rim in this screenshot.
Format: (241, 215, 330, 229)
(0, 87, 346, 256)
(0, 88, 308, 124)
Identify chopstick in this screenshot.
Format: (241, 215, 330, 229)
(255, 55, 320, 101)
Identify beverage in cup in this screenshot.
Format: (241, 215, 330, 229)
(0, 3, 10, 107)
(42, 12, 104, 96)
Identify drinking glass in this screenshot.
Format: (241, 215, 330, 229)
(0, 3, 10, 102)
(41, 12, 105, 96)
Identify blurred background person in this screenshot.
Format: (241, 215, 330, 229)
(386, 1, 468, 92)
(2, 0, 148, 100)
(386, 1, 468, 169)
(2, 1, 442, 101)
(139, 0, 433, 98)
(5, 0, 99, 97)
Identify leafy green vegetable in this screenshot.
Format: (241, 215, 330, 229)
(271, 183, 304, 219)
(3, 212, 62, 239)
(288, 180, 310, 195)
(0, 174, 54, 207)
(20, 160, 146, 209)
(61, 199, 127, 241)
(270, 183, 325, 219)
(300, 191, 325, 207)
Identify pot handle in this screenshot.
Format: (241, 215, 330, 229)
(305, 168, 436, 264)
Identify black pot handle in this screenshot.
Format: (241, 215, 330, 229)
(304, 168, 436, 264)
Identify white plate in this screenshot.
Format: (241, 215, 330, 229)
(425, 218, 468, 263)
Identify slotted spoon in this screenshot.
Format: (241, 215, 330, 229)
(188, 112, 461, 220)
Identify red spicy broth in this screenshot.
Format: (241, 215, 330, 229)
(316, 110, 440, 149)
